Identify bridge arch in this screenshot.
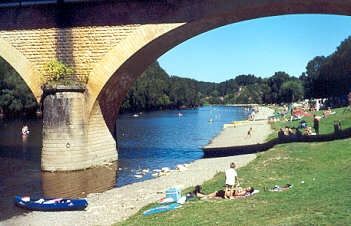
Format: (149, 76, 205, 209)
(0, 37, 42, 102)
(86, 0, 351, 133)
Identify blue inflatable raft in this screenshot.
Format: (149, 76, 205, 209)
(14, 196, 88, 211)
(143, 203, 181, 216)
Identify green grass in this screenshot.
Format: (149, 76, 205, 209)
(116, 138, 351, 226)
(267, 107, 351, 140)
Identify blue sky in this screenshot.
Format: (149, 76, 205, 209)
(158, 14, 351, 83)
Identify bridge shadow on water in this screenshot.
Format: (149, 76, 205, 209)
(203, 128, 351, 158)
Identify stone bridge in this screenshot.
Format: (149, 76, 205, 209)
(0, 0, 350, 171)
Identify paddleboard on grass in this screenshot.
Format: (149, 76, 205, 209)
(143, 203, 181, 216)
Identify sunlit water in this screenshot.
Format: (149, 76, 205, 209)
(116, 106, 248, 186)
(0, 106, 248, 220)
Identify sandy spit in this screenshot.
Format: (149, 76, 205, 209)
(205, 106, 274, 148)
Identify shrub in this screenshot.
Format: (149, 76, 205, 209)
(42, 60, 87, 87)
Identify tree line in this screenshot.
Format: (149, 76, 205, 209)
(0, 57, 37, 117)
(121, 36, 351, 111)
(1, 36, 351, 116)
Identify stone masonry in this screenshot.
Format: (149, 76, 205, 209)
(42, 89, 117, 171)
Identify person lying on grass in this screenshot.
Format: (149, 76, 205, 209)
(186, 185, 206, 200)
(199, 186, 255, 200)
(269, 184, 293, 192)
(231, 186, 255, 198)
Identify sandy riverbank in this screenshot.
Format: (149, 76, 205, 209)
(204, 106, 274, 149)
(3, 106, 274, 226)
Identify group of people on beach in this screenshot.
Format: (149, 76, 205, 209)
(276, 103, 346, 140)
(189, 162, 255, 200)
(277, 114, 321, 138)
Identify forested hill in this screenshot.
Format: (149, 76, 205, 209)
(1, 36, 351, 116)
(121, 35, 351, 112)
(120, 63, 201, 112)
(119, 63, 304, 113)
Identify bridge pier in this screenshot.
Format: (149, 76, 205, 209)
(41, 86, 117, 171)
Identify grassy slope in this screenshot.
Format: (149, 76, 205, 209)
(267, 107, 351, 140)
(116, 138, 351, 226)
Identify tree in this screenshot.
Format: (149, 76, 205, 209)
(235, 74, 261, 86)
(279, 80, 304, 103)
(0, 57, 38, 116)
(267, 71, 291, 103)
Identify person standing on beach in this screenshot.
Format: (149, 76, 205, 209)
(313, 115, 320, 135)
(247, 127, 253, 138)
(225, 162, 239, 198)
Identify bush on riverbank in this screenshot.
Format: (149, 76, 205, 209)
(117, 138, 351, 225)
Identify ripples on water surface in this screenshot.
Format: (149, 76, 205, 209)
(116, 106, 248, 186)
(0, 106, 247, 220)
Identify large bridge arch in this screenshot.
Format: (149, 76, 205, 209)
(87, 0, 351, 134)
(0, 37, 42, 102)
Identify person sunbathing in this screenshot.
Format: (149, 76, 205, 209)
(185, 185, 206, 200)
(270, 184, 293, 192)
(201, 186, 255, 200)
(200, 189, 226, 199)
(232, 186, 255, 197)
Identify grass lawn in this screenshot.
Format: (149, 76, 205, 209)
(116, 138, 351, 226)
(267, 107, 351, 140)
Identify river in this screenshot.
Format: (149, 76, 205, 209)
(0, 105, 248, 220)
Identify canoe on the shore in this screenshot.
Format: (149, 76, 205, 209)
(14, 196, 88, 211)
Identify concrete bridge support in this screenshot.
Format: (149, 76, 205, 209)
(41, 87, 117, 171)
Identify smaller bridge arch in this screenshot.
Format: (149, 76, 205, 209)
(0, 37, 42, 102)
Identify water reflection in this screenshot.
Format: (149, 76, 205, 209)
(0, 157, 41, 221)
(0, 158, 118, 220)
(42, 162, 117, 198)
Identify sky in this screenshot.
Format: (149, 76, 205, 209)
(158, 14, 351, 83)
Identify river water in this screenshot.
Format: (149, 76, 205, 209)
(0, 106, 248, 220)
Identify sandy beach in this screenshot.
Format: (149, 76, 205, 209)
(205, 106, 274, 149)
(3, 106, 274, 226)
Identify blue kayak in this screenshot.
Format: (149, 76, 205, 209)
(14, 196, 88, 211)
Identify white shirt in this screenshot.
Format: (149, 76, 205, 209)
(225, 168, 237, 186)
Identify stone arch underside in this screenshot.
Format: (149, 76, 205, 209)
(0, 37, 42, 102)
(86, 0, 351, 134)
